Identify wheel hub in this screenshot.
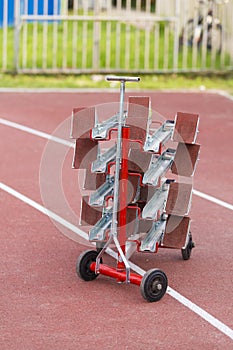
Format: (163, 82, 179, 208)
(152, 280, 163, 292)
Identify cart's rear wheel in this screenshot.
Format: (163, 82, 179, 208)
(76, 250, 100, 281)
(181, 233, 195, 260)
(140, 268, 168, 302)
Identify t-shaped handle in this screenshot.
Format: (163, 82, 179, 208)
(106, 75, 140, 82)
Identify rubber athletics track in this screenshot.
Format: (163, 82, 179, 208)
(0, 89, 232, 349)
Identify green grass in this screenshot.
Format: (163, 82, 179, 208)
(1, 72, 233, 96)
(0, 20, 231, 72)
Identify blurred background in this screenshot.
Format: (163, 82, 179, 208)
(0, 0, 232, 75)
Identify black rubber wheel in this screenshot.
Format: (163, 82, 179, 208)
(76, 250, 100, 281)
(181, 233, 195, 260)
(140, 268, 168, 302)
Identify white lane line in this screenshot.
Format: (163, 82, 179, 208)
(0, 117, 74, 148)
(1, 117, 233, 212)
(166, 288, 233, 340)
(1, 181, 233, 341)
(0, 182, 88, 241)
(193, 189, 233, 211)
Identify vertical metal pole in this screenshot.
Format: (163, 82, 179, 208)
(182, 0, 188, 70)
(231, 1, 233, 66)
(52, 0, 59, 69)
(106, 6, 112, 70)
(93, 0, 100, 71)
(82, 3, 88, 69)
(2, 0, 8, 70)
(14, 0, 20, 73)
(154, 22, 159, 70)
(163, 23, 169, 70)
(173, 0, 180, 72)
(62, 1, 68, 70)
(32, 0, 38, 70)
(95, 79, 130, 280)
(22, 0, 28, 69)
(144, 24, 150, 70)
(72, 0, 78, 69)
(111, 80, 125, 239)
(95, 76, 140, 284)
(192, 1, 199, 69)
(201, 0, 208, 69)
(42, 0, 48, 70)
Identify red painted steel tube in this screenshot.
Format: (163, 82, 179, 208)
(90, 262, 142, 286)
(117, 127, 130, 271)
(119, 127, 130, 238)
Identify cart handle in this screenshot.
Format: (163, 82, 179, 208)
(106, 76, 140, 82)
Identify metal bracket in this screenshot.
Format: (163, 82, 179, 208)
(139, 219, 166, 252)
(144, 120, 174, 153)
(92, 112, 126, 140)
(91, 144, 117, 173)
(89, 175, 114, 207)
(143, 148, 176, 186)
(89, 209, 112, 242)
(141, 181, 169, 220)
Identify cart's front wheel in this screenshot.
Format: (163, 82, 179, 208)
(76, 250, 100, 281)
(140, 269, 168, 302)
(181, 233, 195, 260)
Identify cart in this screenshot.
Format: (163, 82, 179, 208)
(70, 76, 200, 302)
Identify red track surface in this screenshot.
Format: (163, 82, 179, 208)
(0, 90, 233, 349)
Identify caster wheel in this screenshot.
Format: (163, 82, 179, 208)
(76, 250, 100, 281)
(140, 268, 168, 302)
(181, 233, 195, 260)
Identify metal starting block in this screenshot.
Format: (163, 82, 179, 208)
(92, 112, 126, 140)
(91, 144, 117, 173)
(142, 181, 169, 220)
(139, 218, 166, 252)
(144, 120, 174, 153)
(89, 209, 113, 242)
(89, 175, 114, 207)
(142, 149, 176, 186)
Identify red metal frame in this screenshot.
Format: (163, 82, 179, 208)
(90, 262, 142, 286)
(117, 126, 130, 271)
(88, 119, 169, 282)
